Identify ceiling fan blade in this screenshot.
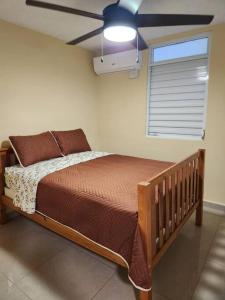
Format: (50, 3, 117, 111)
(67, 27, 104, 45)
(137, 14, 214, 27)
(131, 32, 148, 50)
(118, 0, 144, 14)
(26, 0, 103, 21)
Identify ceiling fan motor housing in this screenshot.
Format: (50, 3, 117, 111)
(103, 4, 137, 30)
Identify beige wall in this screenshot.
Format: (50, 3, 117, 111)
(0, 20, 99, 148)
(98, 24, 225, 206)
(1, 19, 225, 206)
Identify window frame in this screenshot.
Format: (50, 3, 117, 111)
(146, 33, 211, 141)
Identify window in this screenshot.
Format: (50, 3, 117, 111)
(147, 36, 210, 140)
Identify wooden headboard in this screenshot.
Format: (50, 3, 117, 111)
(0, 147, 18, 196)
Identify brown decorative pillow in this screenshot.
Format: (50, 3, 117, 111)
(9, 132, 62, 167)
(51, 129, 91, 155)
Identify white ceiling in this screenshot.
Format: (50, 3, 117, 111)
(0, 0, 225, 54)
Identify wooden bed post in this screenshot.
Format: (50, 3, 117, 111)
(0, 148, 8, 224)
(138, 181, 155, 300)
(195, 149, 205, 226)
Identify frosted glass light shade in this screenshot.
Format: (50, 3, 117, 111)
(104, 26, 137, 42)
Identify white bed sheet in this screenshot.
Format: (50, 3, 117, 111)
(4, 187, 15, 200)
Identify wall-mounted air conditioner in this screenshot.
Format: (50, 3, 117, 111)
(93, 49, 142, 75)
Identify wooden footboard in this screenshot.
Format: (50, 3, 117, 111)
(138, 149, 205, 300)
(0, 147, 205, 300)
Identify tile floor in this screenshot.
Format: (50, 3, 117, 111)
(0, 211, 224, 300)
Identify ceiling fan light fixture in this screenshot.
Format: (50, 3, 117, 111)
(104, 25, 137, 42)
(26, 1, 214, 49)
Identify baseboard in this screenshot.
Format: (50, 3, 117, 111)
(203, 200, 225, 216)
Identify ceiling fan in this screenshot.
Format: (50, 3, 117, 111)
(26, 0, 214, 51)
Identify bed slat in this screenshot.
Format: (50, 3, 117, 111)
(171, 174, 175, 232)
(158, 182, 164, 248)
(176, 170, 181, 226)
(165, 177, 170, 240)
(186, 163, 190, 211)
(181, 167, 186, 219)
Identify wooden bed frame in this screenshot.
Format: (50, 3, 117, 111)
(0, 147, 205, 300)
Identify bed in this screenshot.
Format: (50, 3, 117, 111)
(0, 145, 205, 300)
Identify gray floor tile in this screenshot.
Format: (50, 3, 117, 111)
(73, 243, 118, 270)
(182, 212, 222, 252)
(17, 246, 115, 300)
(93, 269, 167, 300)
(40, 225, 118, 270)
(0, 272, 30, 300)
(152, 212, 221, 300)
(0, 216, 42, 244)
(0, 212, 224, 300)
(206, 220, 225, 268)
(192, 259, 225, 300)
(0, 217, 69, 282)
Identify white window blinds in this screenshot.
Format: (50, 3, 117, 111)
(147, 37, 209, 140)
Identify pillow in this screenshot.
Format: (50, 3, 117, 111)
(51, 129, 91, 155)
(9, 132, 62, 167)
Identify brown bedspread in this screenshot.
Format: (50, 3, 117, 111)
(36, 154, 173, 290)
